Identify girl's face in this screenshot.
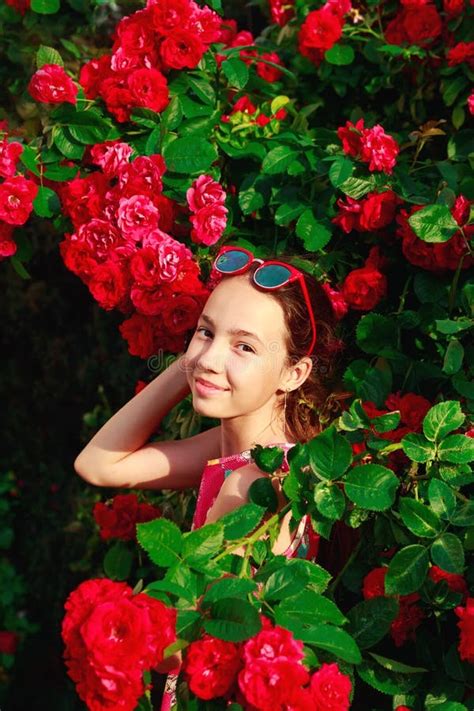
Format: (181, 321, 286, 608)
(184, 276, 290, 420)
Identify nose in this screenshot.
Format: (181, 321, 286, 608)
(195, 336, 227, 374)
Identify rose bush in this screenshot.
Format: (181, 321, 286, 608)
(1, 0, 473, 707)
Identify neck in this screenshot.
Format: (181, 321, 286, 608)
(219, 404, 292, 457)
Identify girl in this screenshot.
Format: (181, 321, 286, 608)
(74, 246, 340, 553)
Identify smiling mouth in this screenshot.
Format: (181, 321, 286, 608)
(195, 377, 229, 391)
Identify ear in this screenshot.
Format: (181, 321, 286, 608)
(280, 355, 313, 393)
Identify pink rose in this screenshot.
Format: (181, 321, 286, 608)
(190, 204, 228, 245)
(90, 141, 133, 177)
(360, 124, 399, 173)
(157, 236, 192, 281)
(117, 195, 160, 241)
(28, 64, 78, 105)
(186, 175, 226, 212)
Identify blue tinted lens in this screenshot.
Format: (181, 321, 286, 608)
(215, 249, 250, 273)
(254, 264, 291, 288)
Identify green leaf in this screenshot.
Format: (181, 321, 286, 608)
(399, 498, 442, 538)
(182, 523, 224, 563)
(274, 201, 306, 226)
(36, 45, 63, 68)
(347, 597, 399, 649)
(262, 145, 299, 174)
(286, 558, 331, 592)
(439, 463, 474, 487)
(423, 401, 465, 442)
(10, 257, 31, 280)
(443, 339, 464, 376)
(339, 175, 376, 199)
(33, 186, 60, 218)
(275, 590, 347, 627)
(251, 444, 285, 473)
(185, 75, 216, 105)
(31, 0, 59, 13)
(408, 204, 460, 243)
(450, 501, 474, 527)
(401, 433, 436, 463)
(203, 578, 257, 604)
(431, 533, 465, 574)
(221, 58, 249, 89)
(428, 479, 456, 520)
(328, 156, 354, 188)
(161, 96, 183, 131)
(136, 518, 182, 567)
(344, 464, 399, 511)
(296, 623, 361, 664)
(295, 209, 332, 251)
(369, 652, 428, 674)
(53, 127, 85, 160)
(385, 544, 429, 595)
(264, 565, 309, 601)
(314, 482, 346, 520)
(307, 425, 352, 480)
(248, 477, 278, 512)
(162, 136, 217, 174)
(103, 541, 133, 581)
(64, 110, 113, 145)
(325, 44, 355, 66)
(358, 660, 424, 694)
(203, 598, 261, 642)
(176, 609, 201, 641)
(356, 314, 398, 356)
(220, 503, 266, 540)
(438, 434, 474, 464)
(370, 411, 401, 434)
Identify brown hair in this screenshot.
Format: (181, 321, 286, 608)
(241, 258, 345, 443)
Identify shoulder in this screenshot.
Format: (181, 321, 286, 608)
(204, 462, 267, 524)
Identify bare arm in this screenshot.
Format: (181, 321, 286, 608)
(74, 355, 221, 490)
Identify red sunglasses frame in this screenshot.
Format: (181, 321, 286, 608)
(213, 245, 317, 357)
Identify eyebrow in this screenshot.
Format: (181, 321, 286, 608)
(199, 314, 264, 347)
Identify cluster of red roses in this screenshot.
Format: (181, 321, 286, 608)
(58, 143, 210, 357)
(396, 196, 474, 272)
(62, 578, 176, 711)
(363, 564, 468, 647)
(0, 122, 37, 260)
(78, 0, 224, 123)
(298, 0, 352, 65)
(214, 18, 284, 83)
(93, 493, 161, 542)
(183, 617, 352, 711)
(187, 174, 228, 246)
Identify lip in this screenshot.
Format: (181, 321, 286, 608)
(195, 377, 229, 394)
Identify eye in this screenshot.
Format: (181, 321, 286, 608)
(196, 326, 212, 338)
(236, 343, 256, 354)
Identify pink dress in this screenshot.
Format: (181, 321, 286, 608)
(160, 443, 319, 710)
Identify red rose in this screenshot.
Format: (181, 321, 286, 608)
(186, 175, 226, 212)
(341, 264, 387, 310)
(429, 566, 468, 596)
(79, 55, 112, 99)
(0, 630, 19, 655)
(162, 293, 204, 334)
(332, 195, 362, 233)
(337, 118, 364, 157)
(0, 175, 38, 225)
(59, 173, 109, 229)
(310, 662, 352, 711)
(28, 64, 78, 104)
(256, 52, 283, 82)
(149, 0, 192, 34)
(243, 624, 304, 666)
(321, 282, 349, 320)
(363, 567, 387, 598)
(130, 247, 162, 288)
(88, 260, 131, 311)
(0, 138, 23, 178)
(127, 67, 170, 112)
(396, 393, 431, 430)
(119, 312, 162, 358)
(62, 578, 176, 710)
(402, 5, 442, 45)
(269, 0, 295, 25)
(183, 635, 243, 700)
(447, 42, 474, 68)
(456, 598, 474, 663)
(443, 0, 465, 15)
(159, 30, 205, 70)
(131, 284, 166, 316)
(359, 190, 400, 230)
(190, 204, 228, 246)
(298, 7, 343, 64)
(0, 222, 16, 259)
(118, 154, 167, 197)
(239, 658, 309, 710)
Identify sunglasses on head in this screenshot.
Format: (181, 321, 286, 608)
(212, 245, 317, 357)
